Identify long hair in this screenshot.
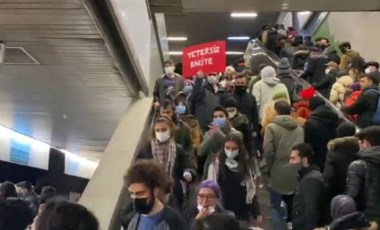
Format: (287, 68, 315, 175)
(149, 116, 175, 141)
(217, 134, 250, 181)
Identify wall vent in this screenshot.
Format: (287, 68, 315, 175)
(4, 47, 40, 65)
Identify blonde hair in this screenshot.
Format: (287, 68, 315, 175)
(261, 97, 289, 133)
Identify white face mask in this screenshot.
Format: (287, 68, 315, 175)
(365, 67, 372, 74)
(325, 68, 330, 74)
(228, 110, 237, 119)
(164, 66, 175, 74)
(155, 130, 170, 142)
(197, 205, 215, 214)
(207, 76, 218, 85)
(225, 149, 239, 159)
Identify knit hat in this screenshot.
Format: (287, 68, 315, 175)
(278, 58, 290, 76)
(349, 83, 361, 92)
(299, 86, 316, 100)
(197, 180, 222, 198)
(309, 96, 325, 111)
(331, 195, 357, 219)
(261, 66, 280, 84)
(337, 122, 357, 138)
(221, 96, 238, 108)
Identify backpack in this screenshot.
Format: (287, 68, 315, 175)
(365, 89, 380, 124)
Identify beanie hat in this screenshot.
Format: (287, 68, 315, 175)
(299, 86, 316, 100)
(349, 83, 361, 92)
(197, 180, 222, 198)
(309, 96, 325, 111)
(221, 96, 238, 108)
(278, 58, 290, 76)
(336, 122, 357, 138)
(331, 195, 357, 219)
(261, 66, 280, 84)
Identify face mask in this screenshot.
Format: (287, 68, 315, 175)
(155, 130, 170, 142)
(207, 76, 218, 85)
(183, 85, 193, 95)
(197, 205, 215, 214)
(228, 110, 237, 119)
(213, 117, 226, 128)
(132, 197, 155, 214)
(365, 67, 372, 74)
(175, 104, 186, 115)
(325, 68, 330, 74)
(164, 66, 175, 74)
(235, 85, 247, 92)
(225, 149, 239, 159)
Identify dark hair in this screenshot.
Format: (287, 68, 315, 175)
(274, 100, 292, 115)
(213, 106, 228, 118)
(16, 181, 33, 191)
(356, 126, 380, 146)
(315, 37, 330, 43)
(218, 134, 250, 181)
(124, 160, 166, 190)
(0, 198, 34, 230)
(195, 214, 240, 230)
(36, 200, 99, 230)
(292, 143, 314, 160)
(366, 61, 380, 69)
(339, 41, 351, 50)
(336, 122, 356, 138)
(38, 193, 58, 208)
(164, 60, 174, 65)
(0, 182, 17, 199)
(360, 73, 378, 85)
(150, 116, 175, 140)
(41, 186, 56, 196)
(160, 99, 175, 111)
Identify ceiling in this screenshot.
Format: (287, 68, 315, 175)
(0, 0, 133, 162)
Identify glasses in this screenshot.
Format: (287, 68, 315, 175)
(197, 194, 217, 200)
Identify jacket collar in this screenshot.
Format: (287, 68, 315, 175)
(298, 165, 320, 180)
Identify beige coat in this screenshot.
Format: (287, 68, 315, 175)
(329, 75, 354, 107)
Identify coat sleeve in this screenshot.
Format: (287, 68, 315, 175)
(177, 145, 196, 181)
(329, 85, 339, 104)
(189, 78, 204, 102)
(198, 129, 226, 157)
(339, 55, 349, 70)
(250, 95, 260, 134)
(263, 125, 276, 170)
(322, 152, 335, 189)
(302, 178, 325, 230)
(304, 120, 314, 145)
(181, 123, 194, 157)
(300, 58, 314, 79)
(252, 82, 261, 109)
(341, 93, 368, 115)
(313, 75, 330, 90)
(135, 144, 152, 160)
(346, 160, 366, 199)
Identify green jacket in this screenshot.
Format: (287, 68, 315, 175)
(263, 115, 304, 194)
(175, 120, 194, 158)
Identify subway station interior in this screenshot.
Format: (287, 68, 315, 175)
(1, 0, 380, 229)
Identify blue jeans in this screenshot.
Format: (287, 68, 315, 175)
(269, 188, 294, 230)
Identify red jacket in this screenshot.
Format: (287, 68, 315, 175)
(293, 100, 311, 120)
(345, 91, 362, 121)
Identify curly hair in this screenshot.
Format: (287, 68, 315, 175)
(124, 159, 166, 190)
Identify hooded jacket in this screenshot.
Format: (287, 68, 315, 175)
(263, 115, 304, 194)
(329, 75, 354, 107)
(305, 105, 338, 170)
(340, 50, 361, 70)
(323, 137, 359, 198)
(346, 146, 380, 222)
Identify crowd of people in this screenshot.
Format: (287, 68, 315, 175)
(1, 25, 380, 230)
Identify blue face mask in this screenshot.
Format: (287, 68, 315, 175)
(175, 104, 186, 115)
(213, 117, 226, 128)
(183, 85, 193, 95)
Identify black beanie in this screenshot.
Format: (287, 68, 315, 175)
(309, 97, 325, 111)
(222, 96, 238, 108)
(337, 122, 356, 138)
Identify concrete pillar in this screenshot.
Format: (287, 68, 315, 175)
(79, 96, 153, 230)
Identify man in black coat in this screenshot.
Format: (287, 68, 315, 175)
(312, 61, 338, 99)
(304, 97, 339, 171)
(341, 73, 380, 128)
(300, 47, 329, 85)
(290, 143, 329, 230)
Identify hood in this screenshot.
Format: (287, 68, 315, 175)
(337, 75, 354, 87)
(261, 66, 280, 85)
(310, 105, 339, 126)
(293, 100, 310, 110)
(293, 49, 310, 56)
(272, 115, 299, 130)
(328, 136, 359, 151)
(358, 146, 380, 165)
(330, 212, 371, 230)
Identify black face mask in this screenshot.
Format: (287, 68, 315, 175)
(235, 85, 247, 92)
(132, 196, 155, 214)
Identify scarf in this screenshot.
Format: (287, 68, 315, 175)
(207, 155, 257, 204)
(151, 140, 177, 176)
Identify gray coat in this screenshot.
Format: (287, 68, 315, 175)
(153, 74, 184, 104)
(263, 115, 304, 194)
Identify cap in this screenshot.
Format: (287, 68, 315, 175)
(197, 180, 222, 198)
(325, 61, 338, 69)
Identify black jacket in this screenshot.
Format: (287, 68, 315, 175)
(292, 49, 310, 70)
(230, 113, 256, 155)
(323, 137, 359, 199)
(233, 90, 260, 134)
(346, 146, 380, 222)
(328, 212, 372, 230)
(279, 74, 297, 102)
(292, 166, 329, 230)
(300, 55, 330, 84)
(342, 86, 380, 128)
(313, 70, 337, 99)
(305, 105, 339, 170)
(184, 205, 230, 230)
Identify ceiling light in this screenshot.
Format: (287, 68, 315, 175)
(226, 51, 244, 55)
(228, 36, 250, 40)
(167, 37, 188, 41)
(231, 12, 258, 18)
(299, 11, 311, 15)
(169, 51, 183, 55)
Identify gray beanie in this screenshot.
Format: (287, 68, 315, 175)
(331, 195, 357, 219)
(278, 58, 290, 76)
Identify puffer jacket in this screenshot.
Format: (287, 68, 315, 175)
(263, 115, 304, 194)
(293, 100, 311, 120)
(330, 75, 354, 107)
(323, 137, 359, 198)
(346, 146, 380, 223)
(344, 91, 362, 122)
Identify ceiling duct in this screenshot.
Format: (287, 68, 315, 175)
(4, 47, 40, 65)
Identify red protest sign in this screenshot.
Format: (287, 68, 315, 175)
(182, 41, 226, 77)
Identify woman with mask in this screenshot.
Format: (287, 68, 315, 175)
(204, 134, 262, 227)
(136, 116, 196, 209)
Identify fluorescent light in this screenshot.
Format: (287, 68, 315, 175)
(226, 51, 244, 55)
(299, 11, 311, 15)
(167, 37, 188, 41)
(228, 36, 250, 40)
(169, 51, 183, 55)
(231, 12, 258, 18)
